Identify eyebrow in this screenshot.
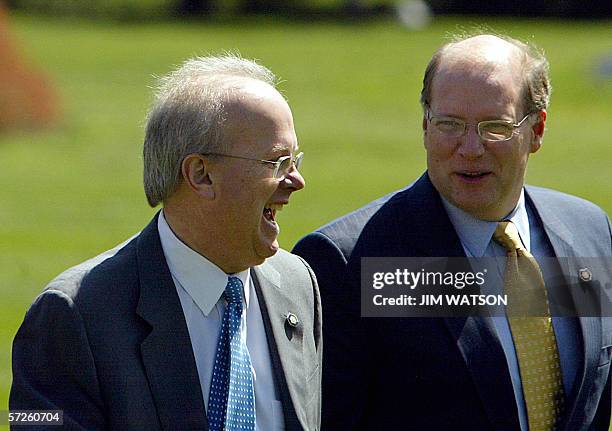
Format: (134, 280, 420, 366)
(434, 114, 515, 122)
(268, 143, 299, 158)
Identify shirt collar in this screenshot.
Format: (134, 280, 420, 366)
(441, 189, 530, 257)
(157, 210, 250, 316)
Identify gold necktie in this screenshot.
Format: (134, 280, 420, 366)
(493, 221, 564, 431)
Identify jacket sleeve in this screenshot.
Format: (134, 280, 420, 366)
(592, 217, 612, 429)
(295, 254, 323, 430)
(590, 369, 611, 430)
(10, 289, 106, 430)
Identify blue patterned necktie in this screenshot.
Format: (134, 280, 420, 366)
(207, 276, 256, 431)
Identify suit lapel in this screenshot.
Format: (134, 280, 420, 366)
(525, 189, 604, 430)
(135, 214, 208, 431)
(445, 316, 521, 429)
(393, 173, 467, 258)
(251, 263, 304, 430)
(399, 174, 519, 428)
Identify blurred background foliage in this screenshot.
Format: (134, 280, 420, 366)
(0, 0, 611, 419)
(5, 0, 611, 20)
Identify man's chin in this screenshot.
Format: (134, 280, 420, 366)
(454, 200, 506, 221)
(255, 238, 280, 263)
(266, 239, 280, 256)
(445, 190, 499, 218)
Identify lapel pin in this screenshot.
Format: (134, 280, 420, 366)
(286, 312, 299, 328)
(579, 268, 592, 282)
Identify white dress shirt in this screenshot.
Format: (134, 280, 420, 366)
(158, 211, 285, 430)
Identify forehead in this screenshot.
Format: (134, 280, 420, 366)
(430, 37, 524, 117)
(430, 61, 522, 118)
(222, 81, 296, 154)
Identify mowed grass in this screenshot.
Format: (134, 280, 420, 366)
(0, 13, 611, 415)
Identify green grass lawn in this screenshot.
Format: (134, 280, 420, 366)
(1, 12, 611, 418)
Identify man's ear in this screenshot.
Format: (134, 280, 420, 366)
(422, 116, 429, 149)
(181, 154, 215, 200)
(530, 110, 546, 154)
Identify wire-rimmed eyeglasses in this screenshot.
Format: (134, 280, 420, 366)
(426, 111, 533, 142)
(202, 151, 304, 179)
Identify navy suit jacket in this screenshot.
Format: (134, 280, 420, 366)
(11, 214, 322, 430)
(293, 172, 612, 430)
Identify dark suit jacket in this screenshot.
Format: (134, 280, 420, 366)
(293, 172, 612, 431)
(11, 214, 322, 431)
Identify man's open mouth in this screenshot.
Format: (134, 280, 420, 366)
(263, 204, 283, 223)
(457, 171, 491, 179)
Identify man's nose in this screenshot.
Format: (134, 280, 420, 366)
(457, 125, 485, 159)
(283, 165, 305, 191)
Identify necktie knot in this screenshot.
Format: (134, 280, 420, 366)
(224, 277, 244, 306)
(493, 220, 525, 254)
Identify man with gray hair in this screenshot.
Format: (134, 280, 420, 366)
(294, 34, 612, 429)
(11, 55, 321, 431)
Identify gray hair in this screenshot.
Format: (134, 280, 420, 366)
(420, 33, 551, 116)
(143, 54, 277, 207)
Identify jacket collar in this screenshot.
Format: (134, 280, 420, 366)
(136, 213, 208, 430)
